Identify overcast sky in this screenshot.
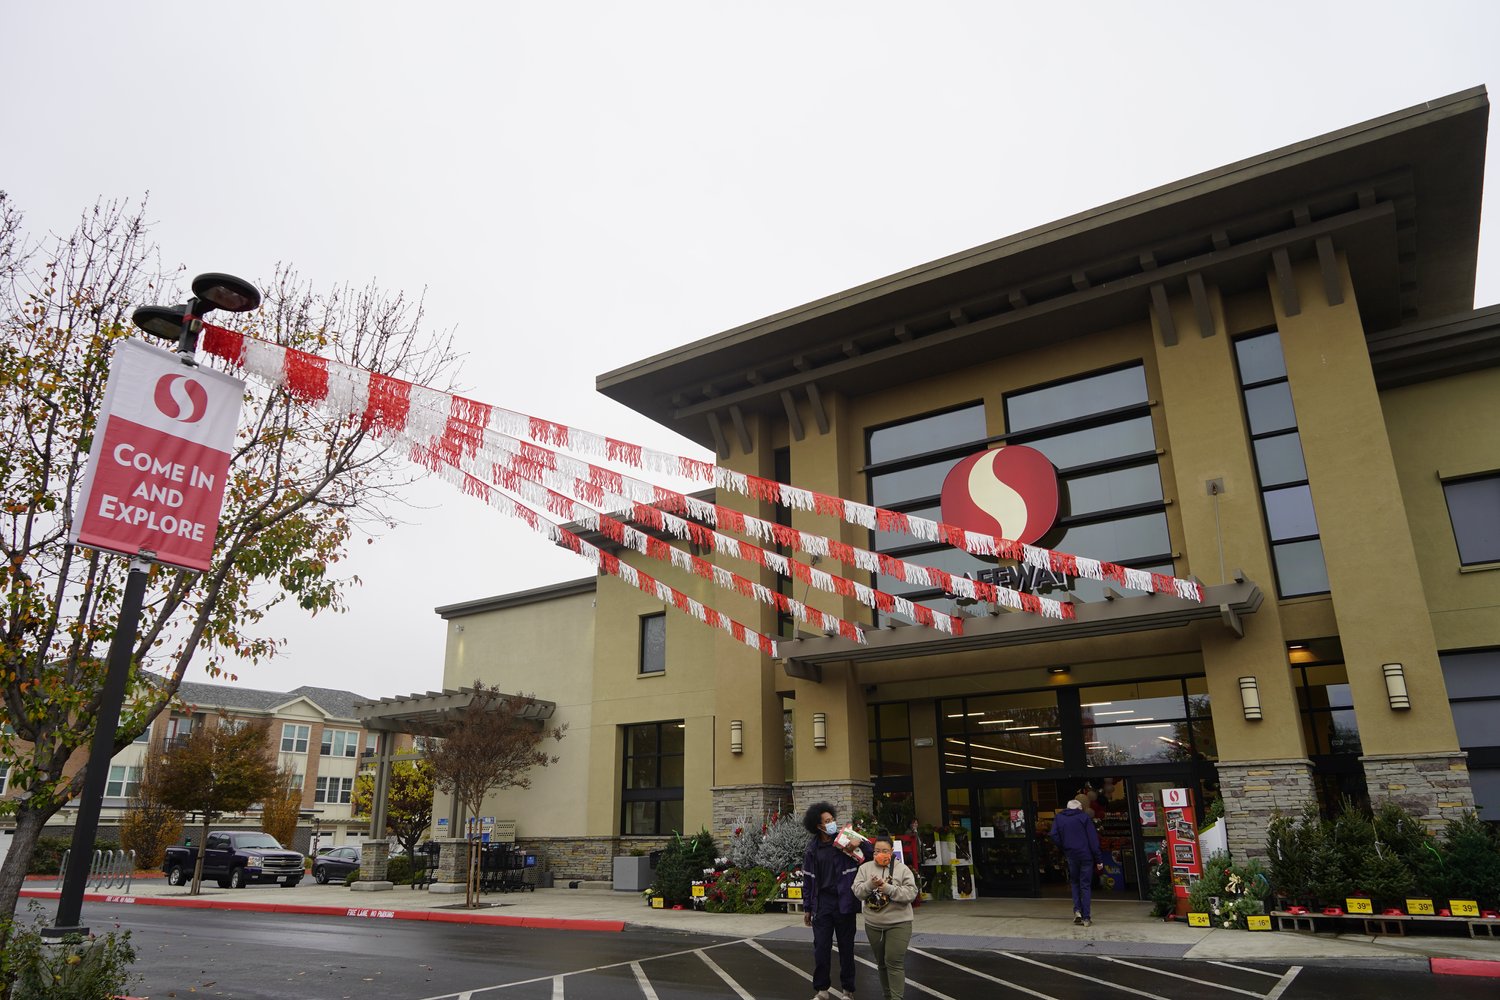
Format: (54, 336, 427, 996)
(5, 2, 1497, 701)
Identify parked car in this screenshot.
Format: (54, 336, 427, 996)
(312, 846, 361, 884)
(163, 831, 304, 888)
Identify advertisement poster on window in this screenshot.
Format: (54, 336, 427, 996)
(1162, 788, 1201, 905)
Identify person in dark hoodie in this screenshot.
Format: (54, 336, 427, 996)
(802, 801, 871, 1000)
(1050, 798, 1103, 927)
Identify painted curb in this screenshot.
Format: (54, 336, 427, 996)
(1430, 957, 1500, 978)
(19, 888, 625, 933)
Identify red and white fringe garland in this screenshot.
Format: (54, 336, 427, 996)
(201, 324, 1204, 605)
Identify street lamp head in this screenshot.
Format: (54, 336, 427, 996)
(131, 303, 190, 341)
(191, 272, 261, 313)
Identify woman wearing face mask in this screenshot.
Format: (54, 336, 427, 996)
(851, 833, 918, 1000)
(802, 801, 870, 1000)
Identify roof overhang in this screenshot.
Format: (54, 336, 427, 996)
(780, 578, 1262, 682)
(598, 88, 1489, 449)
(354, 687, 557, 735)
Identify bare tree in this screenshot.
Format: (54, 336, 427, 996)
(0, 191, 461, 929)
(155, 716, 278, 894)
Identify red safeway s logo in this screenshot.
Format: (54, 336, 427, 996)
(153, 373, 210, 423)
(940, 445, 1060, 545)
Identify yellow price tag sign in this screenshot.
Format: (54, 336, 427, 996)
(1406, 898, 1434, 915)
(1345, 897, 1373, 914)
(787, 886, 802, 899)
(1247, 915, 1272, 931)
(1187, 912, 1211, 927)
(691, 884, 705, 897)
(650, 897, 665, 909)
(1451, 899, 1480, 917)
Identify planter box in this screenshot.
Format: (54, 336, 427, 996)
(613, 855, 654, 892)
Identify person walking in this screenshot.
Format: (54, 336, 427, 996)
(802, 801, 871, 1000)
(851, 834, 918, 1000)
(1050, 798, 1103, 927)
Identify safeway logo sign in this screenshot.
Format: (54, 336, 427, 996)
(70, 339, 245, 572)
(939, 445, 1060, 546)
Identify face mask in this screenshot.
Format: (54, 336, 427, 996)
(824, 822, 838, 835)
(874, 852, 893, 865)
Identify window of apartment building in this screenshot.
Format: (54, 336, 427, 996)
(0, 763, 9, 796)
(106, 765, 142, 798)
(281, 723, 311, 754)
(639, 613, 666, 675)
(133, 726, 151, 744)
(165, 714, 195, 748)
(620, 721, 685, 835)
(315, 776, 353, 804)
(1234, 332, 1330, 597)
(866, 402, 991, 623)
(1005, 364, 1173, 603)
(321, 729, 359, 757)
(1441, 648, 1500, 828)
(1442, 473, 1500, 566)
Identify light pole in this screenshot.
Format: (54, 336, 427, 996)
(46, 273, 260, 938)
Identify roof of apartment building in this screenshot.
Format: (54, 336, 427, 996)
(176, 681, 369, 722)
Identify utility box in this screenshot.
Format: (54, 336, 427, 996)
(613, 855, 654, 892)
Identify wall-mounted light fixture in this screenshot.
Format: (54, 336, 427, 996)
(813, 712, 828, 749)
(1238, 676, 1263, 721)
(1383, 663, 1411, 710)
(729, 719, 744, 754)
(1047, 666, 1070, 676)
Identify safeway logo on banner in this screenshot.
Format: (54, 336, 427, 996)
(70, 339, 245, 572)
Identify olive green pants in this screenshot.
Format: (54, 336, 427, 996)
(864, 920, 913, 1000)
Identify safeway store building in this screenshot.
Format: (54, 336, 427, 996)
(412, 88, 1499, 899)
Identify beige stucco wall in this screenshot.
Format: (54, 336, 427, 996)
(439, 586, 596, 839)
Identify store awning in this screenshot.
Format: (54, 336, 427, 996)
(781, 577, 1263, 681)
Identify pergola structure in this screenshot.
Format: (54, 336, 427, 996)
(353, 687, 557, 843)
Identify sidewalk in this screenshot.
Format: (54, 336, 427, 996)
(21, 876, 1500, 973)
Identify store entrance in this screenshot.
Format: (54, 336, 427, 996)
(947, 773, 1195, 899)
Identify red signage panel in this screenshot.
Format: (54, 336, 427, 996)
(71, 339, 244, 572)
(939, 445, 1060, 545)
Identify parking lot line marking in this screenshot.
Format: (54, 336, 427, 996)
(854, 954, 958, 1000)
(630, 961, 659, 1000)
(552, 975, 564, 999)
(748, 939, 813, 982)
(697, 949, 755, 1000)
(1208, 962, 1284, 980)
(908, 947, 1060, 1000)
(1000, 951, 1170, 999)
(1098, 956, 1267, 997)
(1263, 966, 1302, 1000)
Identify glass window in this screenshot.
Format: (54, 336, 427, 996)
(280, 724, 310, 754)
(639, 613, 666, 675)
(314, 777, 353, 804)
(1234, 333, 1288, 385)
(1273, 539, 1331, 596)
(868, 404, 987, 464)
(869, 702, 912, 778)
(1006, 367, 1149, 432)
(0, 764, 8, 796)
(321, 730, 359, 757)
(1295, 662, 1361, 756)
(1243, 382, 1298, 436)
(1079, 680, 1189, 723)
(1253, 433, 1308, 487)
(1050, 514, 1172, 566)
(106, 765, 141, 798)
(942, 690, 1063, 773)
(1441, 649, 1500, 701)
(870, 456, 970, 506)
(1062, 464, 1164, 517)
(1020, 416, 1157, 471)
(1443, 474, 1500, 565)
(1263, 485, 1320, 541)
(620, 721, 685, 835)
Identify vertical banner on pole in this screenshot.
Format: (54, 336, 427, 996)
(71, 339, 244, 571)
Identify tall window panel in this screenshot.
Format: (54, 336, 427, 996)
(865, 402, 991, 624)
(1442, 473, 1500, 566)
(1441, 648, 1500, 829)
(620, 721, 685, 835)
(1003, 364, 1173, 602)
(639, 613, 666, 675)
(1234, 332, 1329, 597)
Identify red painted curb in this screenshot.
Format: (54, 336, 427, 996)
(1431, 958, 1500, 978)
(19, 887, 623, 933)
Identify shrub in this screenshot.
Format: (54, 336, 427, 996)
(1, 903, 138, 1000)
(386, 855, 414, 884)
(1434, 812, 1500, 908)
(345, 866, 362, 884)
(27, 837, 73, 876)
(649, 828, 717, 905)
(1146, 851, 1177, 918)
(754, 812, 809, 877)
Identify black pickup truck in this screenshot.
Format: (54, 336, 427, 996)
(163, 831, 305, 888)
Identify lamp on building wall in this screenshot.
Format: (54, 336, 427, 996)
(813, 712, 828, 749)
(729, 719, 744, 754)
(1238, 676, 1263, 721)
(1383, 663, 1411, 710)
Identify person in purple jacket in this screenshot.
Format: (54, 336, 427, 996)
(802, 801, 871, 999)
(1050, 798, 1103, 927)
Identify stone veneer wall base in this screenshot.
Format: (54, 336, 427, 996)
(790, 779, 875, 828)
(1361, 751, 1476, 832)
(712, 783, 795, 838)
(1216, 759, 1316, 861)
